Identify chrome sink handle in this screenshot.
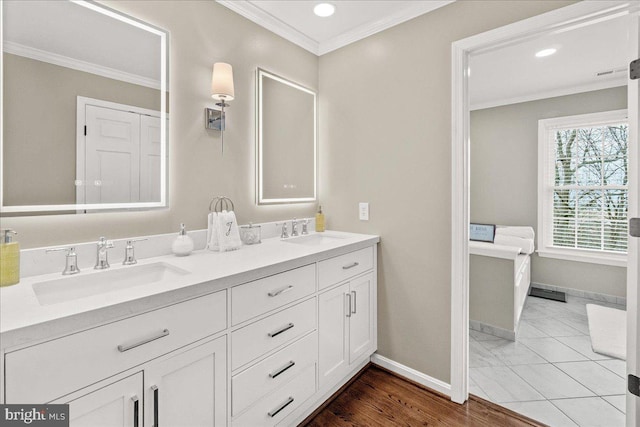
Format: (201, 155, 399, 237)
(95, 236, 115, 270)
(301, 219, 309, 235)
(46, 246, 80, 275)
(123, 238, 147, 266)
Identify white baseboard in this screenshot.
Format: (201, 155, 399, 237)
(370, 353, 451, 397)
(470, 319, 515, 341)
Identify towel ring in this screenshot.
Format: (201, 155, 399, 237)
(209, 196, 235, 213)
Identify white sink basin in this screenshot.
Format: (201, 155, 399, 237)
(283, 233, 348, 246)
(32, 262, 190, 306)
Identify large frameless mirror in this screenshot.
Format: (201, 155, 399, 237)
(257, 68, 316, 205)
(1, 0, 169, 215)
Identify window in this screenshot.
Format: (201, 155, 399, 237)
(537, 110, 628, 267)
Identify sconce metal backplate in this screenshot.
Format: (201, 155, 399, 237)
(205, 108, 225, 131)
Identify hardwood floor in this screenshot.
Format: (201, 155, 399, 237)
(302, 365, 547, 426)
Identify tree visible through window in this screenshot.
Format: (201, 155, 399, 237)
(551, 122, 628, 253)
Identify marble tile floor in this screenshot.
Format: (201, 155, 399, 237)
(470, 294, 627, 427)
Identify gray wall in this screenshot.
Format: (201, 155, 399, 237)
(3, 53, 162, 207)
(470, 87, 627, 298)
(319, 0, 574, 383)
(470, 255, 514, 331)
(2, 0, 319, 248)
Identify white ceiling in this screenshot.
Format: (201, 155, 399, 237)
(217, 0, 454, 56)
(469, 15, 630, 110)
(4, 1, 628, 105)
(220, 1, 630, 108)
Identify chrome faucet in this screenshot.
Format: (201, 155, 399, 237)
(123, 238, 147, 265)
(291, 218, 299, 237)
(281, 223, 289, 239)
(95, 237, 114, 269)
(46, 246, 80, 275)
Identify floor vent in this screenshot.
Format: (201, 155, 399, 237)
(529, 287, 567, 302)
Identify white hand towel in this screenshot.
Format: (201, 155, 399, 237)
(216, 210, 242, 252)
(494, 235, 534, 255)
(495, 226, 535, 240)
(207, 212, 220, 251)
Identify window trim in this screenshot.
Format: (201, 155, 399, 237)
(537, 109, 628, 267)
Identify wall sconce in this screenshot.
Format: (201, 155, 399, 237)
(205, 62, 235, 154)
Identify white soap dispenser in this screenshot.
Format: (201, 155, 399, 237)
(172, 223, 194, 256)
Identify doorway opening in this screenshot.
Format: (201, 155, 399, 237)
(451, 3, 637, 426)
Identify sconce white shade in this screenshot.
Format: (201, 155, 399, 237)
(211, 62, 235, 101)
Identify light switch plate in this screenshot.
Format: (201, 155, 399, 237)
(359, 202, 369, 221)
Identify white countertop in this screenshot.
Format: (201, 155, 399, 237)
(1, 231, 379, 350)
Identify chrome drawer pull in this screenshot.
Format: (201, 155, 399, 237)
(117, 329, 170, 352)
(351, 291, 357, 314)
(342, 262, 359, 270)
(268, 322, 294, 338)
(268, 285, 294, 297)
(269, 360, 296, 378)
(267, 396, 294, 418)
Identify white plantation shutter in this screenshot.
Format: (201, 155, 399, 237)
(538, 110, 628, 264)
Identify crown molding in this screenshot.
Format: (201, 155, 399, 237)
(3, 41, 161, 90)
(217, 0, 455, 57)
(318, 1, 455, 55)
(217, 0, 320, 55)
(470, 77, 627, 111)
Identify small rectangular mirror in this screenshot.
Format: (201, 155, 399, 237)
(257, 68, 316, 205)
(1, 0, 169, 214)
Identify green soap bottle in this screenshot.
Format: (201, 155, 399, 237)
(0, 229, 20, 287)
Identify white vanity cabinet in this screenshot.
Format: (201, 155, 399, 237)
(4, 290, 228, 427)
(1, 235, 379, 427)
(49, 336, 227, 427)
(318, 272, 375, 389)
(318, 248, 376, 390)
(230, 265, 318, 426)
(57, 373, 143, 427)
(144, 336, 227, 427)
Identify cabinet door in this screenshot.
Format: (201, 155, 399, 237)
(349, 272, 374, 363)
(318, 282, 350, 388)
(145, 336, 227, 427)
(61, 373, 142, 427)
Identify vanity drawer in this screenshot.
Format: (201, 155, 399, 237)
(232, 363, 316, 427)
(318, 246, 374, 290)
(232, 264, 316, 325)
(232, 297, 316, 370)
(232, 331, 317, 416)
(5, 290, 227, 404)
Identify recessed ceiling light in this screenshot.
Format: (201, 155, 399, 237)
(314, 3, 335, 17)
(535, 48, 557, 58)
